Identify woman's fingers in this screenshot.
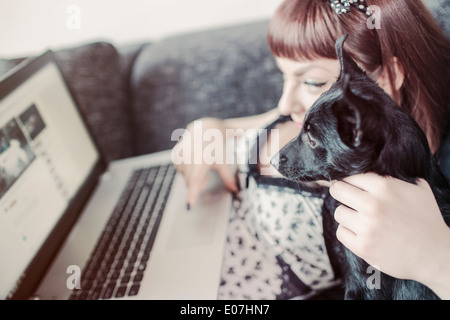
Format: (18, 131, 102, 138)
(340, 172, 382, 190)
(334, 204, 360, 235)
(336, 224, 357, 250)
(183, 163, 238, 210)
(330, 179, 369, 212)
(184, 164, 210, 209)
(215, 164, 239, 194)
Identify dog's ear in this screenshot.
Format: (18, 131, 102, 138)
(333, 74, 363, 148)
(335, 34, 367, 82)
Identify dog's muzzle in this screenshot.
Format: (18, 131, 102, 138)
(270, 153, 287, 171)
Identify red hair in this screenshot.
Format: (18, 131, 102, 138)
(267, 0, 450, 152)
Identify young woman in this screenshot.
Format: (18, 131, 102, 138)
(174, 0, 450, 299)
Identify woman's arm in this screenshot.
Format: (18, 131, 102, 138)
(329, 173, 450, 299)
(174, 108, 280, 208)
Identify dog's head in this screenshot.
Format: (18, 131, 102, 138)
(272, 34, 405, 182)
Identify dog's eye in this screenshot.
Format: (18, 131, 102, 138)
(306, 133, 317, 148)
(305, 124, 311, 132)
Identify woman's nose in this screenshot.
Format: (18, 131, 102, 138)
(277, 82, 304, 116)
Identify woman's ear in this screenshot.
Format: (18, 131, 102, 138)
(376, 57, 405, 99)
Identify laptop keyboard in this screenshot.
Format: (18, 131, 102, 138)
(69, 164, 176, 300)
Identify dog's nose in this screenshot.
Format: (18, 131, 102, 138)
(270, 155, 279, 169)
(271, 154, 287, 169)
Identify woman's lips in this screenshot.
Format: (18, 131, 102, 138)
(290, 116, 303, 130)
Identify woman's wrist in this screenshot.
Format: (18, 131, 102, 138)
(417, 228, 450, 300)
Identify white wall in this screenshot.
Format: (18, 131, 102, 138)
(0, 0, 282, 58)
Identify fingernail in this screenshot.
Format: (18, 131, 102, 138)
(234, 172, 241, 191)
(186, 203, 190, 211)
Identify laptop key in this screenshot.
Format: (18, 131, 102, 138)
(79, 291, 89, 300)
(110, 270, 121, 280)
(133, 271, 144, 283)
(89, 288, 101, 300)
(125, 263, 134, 274)
(120, 274, 131, 284)
(101, 283, 115, 299)
(136, 262, 146, 272)
(141, 251, 150, 261)
(115, 286, 128, 298)
(128, 284, 140, 296)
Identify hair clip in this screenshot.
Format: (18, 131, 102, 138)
(329, 0, 373, 16)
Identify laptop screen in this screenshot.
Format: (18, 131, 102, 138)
(0, 54, 100, 299)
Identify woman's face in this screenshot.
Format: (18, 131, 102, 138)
(275, 57, 341, 130)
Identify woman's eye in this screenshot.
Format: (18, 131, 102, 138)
(304, 80, 328, 93)
(304, 80, 327, 88)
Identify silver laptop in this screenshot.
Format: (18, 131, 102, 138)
(0, 51, 231, 300)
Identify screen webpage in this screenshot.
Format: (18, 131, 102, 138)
(0, 62, 99, 299)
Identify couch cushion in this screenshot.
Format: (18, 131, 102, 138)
(426, 0, 450, 36)
(130, 20, 283, 155)
(54, 42, 133, 162)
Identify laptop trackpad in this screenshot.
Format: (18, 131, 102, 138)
(165, 188, 230, 250)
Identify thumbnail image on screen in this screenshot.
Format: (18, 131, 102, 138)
(0, 104, 44, 197)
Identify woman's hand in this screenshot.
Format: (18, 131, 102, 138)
(172, 108, 280, 209)
(172, 118, 239, 209)
(329, 173, 450, 299)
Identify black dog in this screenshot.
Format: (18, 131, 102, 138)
(271, 34, 450, 300)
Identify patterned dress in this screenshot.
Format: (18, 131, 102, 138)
(218, 116, 342, 300)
